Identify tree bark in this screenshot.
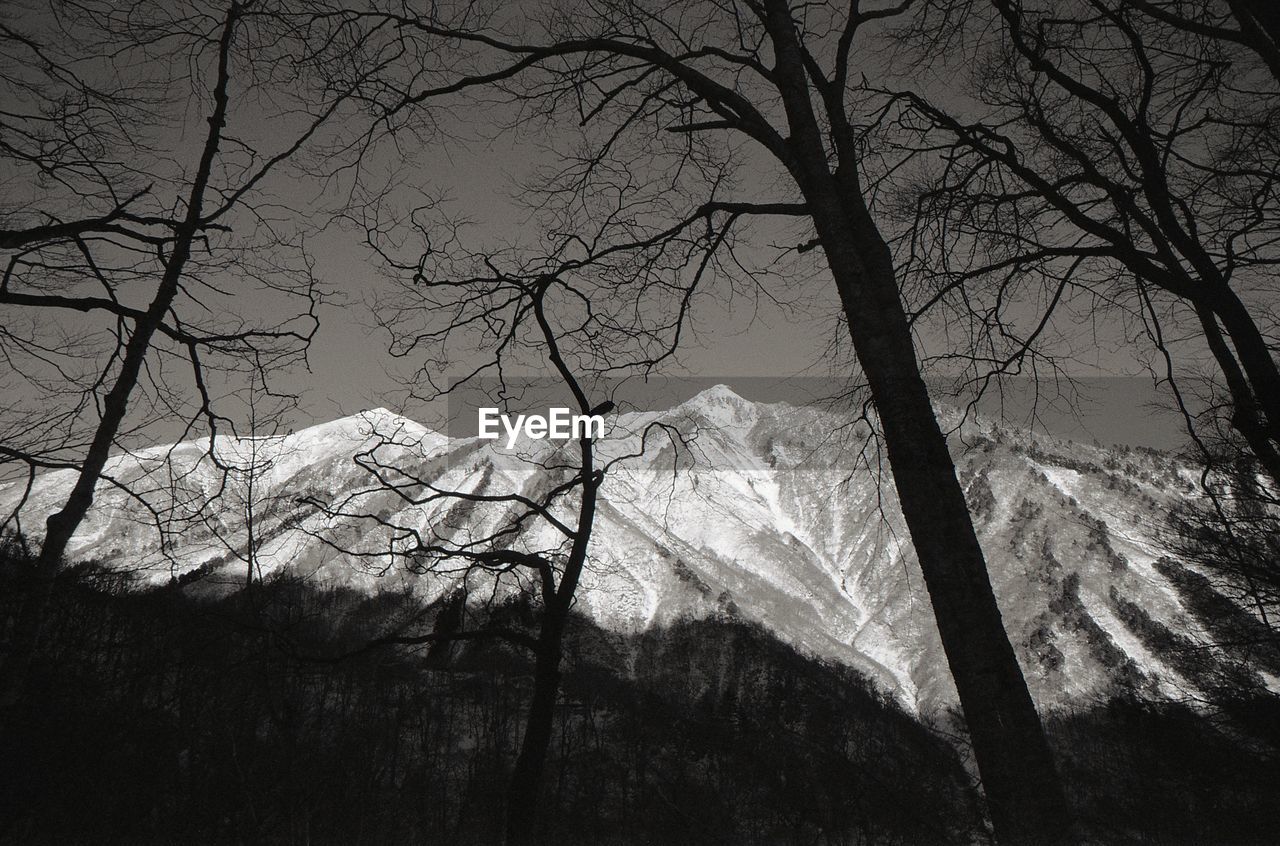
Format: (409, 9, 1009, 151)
(504, 617, 565, 846)
(503, 297, 600, 845)
(501, 470, 595, 846)
(1190, 301, 1280, 486)
(0, 1, 241, 714)
(1207, 288, 1280, 463)
(828, 226, 1076, 845)
(759, 2, 1075, 841)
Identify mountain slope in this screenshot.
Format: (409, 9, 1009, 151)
(2, 386, 1268, 714)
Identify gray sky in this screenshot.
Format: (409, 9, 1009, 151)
(261, 143, 1193, 453)
(0, 2, 1203, 459)
(284, 132, 1193, 453)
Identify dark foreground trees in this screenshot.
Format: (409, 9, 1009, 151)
(3, 545, 1279, 845)
(899, 0, 1280, 490)
(891, 0, 1280, 682)
(0, 543, 991, 845)
(324, 2, 1073, 840)
(306, 214, 692, 840)
(0, 0, 364, 708)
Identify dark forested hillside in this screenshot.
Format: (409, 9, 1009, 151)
(2, 539, 1278, 846)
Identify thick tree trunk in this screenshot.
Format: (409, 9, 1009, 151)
(1192, 301, 1280, 487)
(828, 227, 1076, 845)
(1228, 0, 1280, 83)
(758, 3, 1074, 840)
(1207, 289, 1280, 473)
(504, 618, 565, 846)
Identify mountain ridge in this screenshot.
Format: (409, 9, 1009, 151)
(1, 386, 1265, 715)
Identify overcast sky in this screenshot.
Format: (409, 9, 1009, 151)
(0, 4, 1201, 457)
(284, 126, 1193, 452)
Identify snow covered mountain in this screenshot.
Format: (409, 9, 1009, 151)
(3, 385, 1271, 715)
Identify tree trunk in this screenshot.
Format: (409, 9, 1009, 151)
(504, 615, 565, 846)
(830, 229, 1076, 845)
(0, 1, 241, 715)
(1191, 301, 1280, 487)
(1207, 288, 1280, 469)
(758, 2, 1075, 840)
(498, 290, 603, 845)
(0, 283, 188, 711)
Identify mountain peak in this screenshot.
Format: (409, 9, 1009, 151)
(0, 380, 1223, 718)
(284, 407, 443, 453)
(668, 383, 763, 432)
(688, 383, 748, 405)
(355, 406, 410, 425)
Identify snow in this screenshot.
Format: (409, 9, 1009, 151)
(0, 394, 1248, 717)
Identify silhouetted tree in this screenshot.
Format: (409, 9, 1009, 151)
(316, 3, 1074, 840)
(888, 1, 1280, 682)
(1167, 438, 1280, 642)
(0, 0, 369, 709)
(898, 0, 1280, 491)
(304, 234, 684, 841)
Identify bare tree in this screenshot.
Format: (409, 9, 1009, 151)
(897, 0, 1280, 491)
(294, 157, 747, 839)
(306, 249, 689, 841)
(196, 375, 298, 590)
(0, 0, 372, 706)
(1123, 0, 1280, 84)
(313, 2, 1076, 841)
